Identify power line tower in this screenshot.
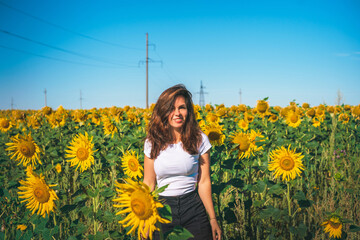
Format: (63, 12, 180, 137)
(44, 88, 47, 106)
(11, 97, 14, 110)
(197, 81, 208, 107)
(138, 33, 162, 109)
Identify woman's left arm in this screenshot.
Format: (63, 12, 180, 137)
(198, 150, 222, 240)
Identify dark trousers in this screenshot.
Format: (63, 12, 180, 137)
(153, 190, 212, 240)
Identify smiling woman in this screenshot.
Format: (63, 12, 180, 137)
(143, 84, 222, 240)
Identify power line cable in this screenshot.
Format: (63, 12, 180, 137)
(0, 1, 144, 51)
(0, 44, 127, 68)
(152, 47, 180, 83)
(0, 28, 138, 67)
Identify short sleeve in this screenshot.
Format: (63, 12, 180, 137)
(199, 132, 212, 155)
(144, 139, 152, 158)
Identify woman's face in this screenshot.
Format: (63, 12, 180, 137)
(168, 96, 188, 131)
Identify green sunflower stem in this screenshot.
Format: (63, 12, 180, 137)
(53, 213, 57, 226)
(287, 182, 293, 240)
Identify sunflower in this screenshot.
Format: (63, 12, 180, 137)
(352, 105, 360, 120)
(206, 112, 220, 124)
(306, 108, 316, 118)
(47, 113, 66, 128)
(55, 163, 62, 173)
(248, 129, 265, 153)
(72, 110, 87, 125)
(268, 114, 278, 123)
(121, 150, 143, 179)
(65, 132, 96, 172)
(244, 113, 254, 123)
(286, 111, 302, 128)
(238, 119, 249, 131)
(201, 122, 225, 146)
(302, 103, 310, 109)
(90, 112, 101, 125)
(102, 117, 118, 137)
(6, 133, 41, 167)
(312, 117, 322, 127)
(231, 132, 251, 159)
(256, 100, 270, 117)
(338, 113, 350, 124)
(0, 118, 12, 132)
(322, 216, 343, 239)
(268, 145, 304, 181)
(215, 106, 227, 117)
(113, 179, 170, 240)
(17, 225, 27, 231)
(18, 170, 58, 218)
(315, 107, 325, 120)
(28, 114, 42, 129)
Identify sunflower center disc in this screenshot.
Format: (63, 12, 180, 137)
(257, 103, 268, 113)
(208, 131, 221, 141)
(128, 159, 138, 171)
(77, 147, 89, 161)
(34, 185, 50, 203)
(238, 137, 250, 152)
(290, 114, 299, 123)
(280, 157, 295, 171)
(19, 141, 35, 158)
(1, 120, 9, 128)
(329, 219, 341, 229)
(131, 191, 153, 220)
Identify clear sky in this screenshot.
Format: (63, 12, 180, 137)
(1, 0, 359, 110)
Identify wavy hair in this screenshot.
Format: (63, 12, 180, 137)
(146, 84, 202, 159)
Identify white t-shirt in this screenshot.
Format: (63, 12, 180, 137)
(144, 132, 212, 196)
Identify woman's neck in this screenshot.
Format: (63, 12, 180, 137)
(172, 128, 182, 143)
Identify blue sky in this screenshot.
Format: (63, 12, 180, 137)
(0, 0, 359, 110)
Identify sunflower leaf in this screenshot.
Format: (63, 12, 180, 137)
(349, 225, 360, 232)
(158, 204, 172, 222)
(164, 225, 194, 240)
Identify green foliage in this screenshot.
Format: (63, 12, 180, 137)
(1, 105, 359, 239)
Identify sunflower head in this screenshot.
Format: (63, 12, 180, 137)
(41, 106, 53, 116)
(256, 100, 269, 113)
(352, 105, 360, 117)
(231, 132, 252, 159)
(322, 215, 343, 239)
(268, 145, 305, 181)
(121, 150, 143, 179)
(65, 132, 96, 172)
(286, 111, 302, 128)
(18, 170, 58, 218)
(302, 103, 310, 109)
(338, 113, 350, 124)
(238, 119, 249, 131)
(0, 118, 12, 132)
(55, 163, 62, 173)
(238, 104, 247, 113)
(17, 225, 27, 231)
(268, 114, 279, 123)
(102, 117, 118, 137)
(201, 122, 225, 146)
(6, 133, 41, 166)
(113, 179, 170, 240)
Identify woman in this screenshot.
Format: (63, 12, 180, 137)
(143, 84, 222, 240)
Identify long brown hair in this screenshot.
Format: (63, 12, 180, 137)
(146, 84, 202, 159)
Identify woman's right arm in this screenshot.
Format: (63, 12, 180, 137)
(143, 155, 156, 191)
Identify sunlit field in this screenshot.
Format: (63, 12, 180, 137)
(1, 101, 359, 240)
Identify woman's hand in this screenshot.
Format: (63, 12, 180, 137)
(210, 219, 222, 240)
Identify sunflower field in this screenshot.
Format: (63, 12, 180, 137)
(1, 101, 360, 240)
